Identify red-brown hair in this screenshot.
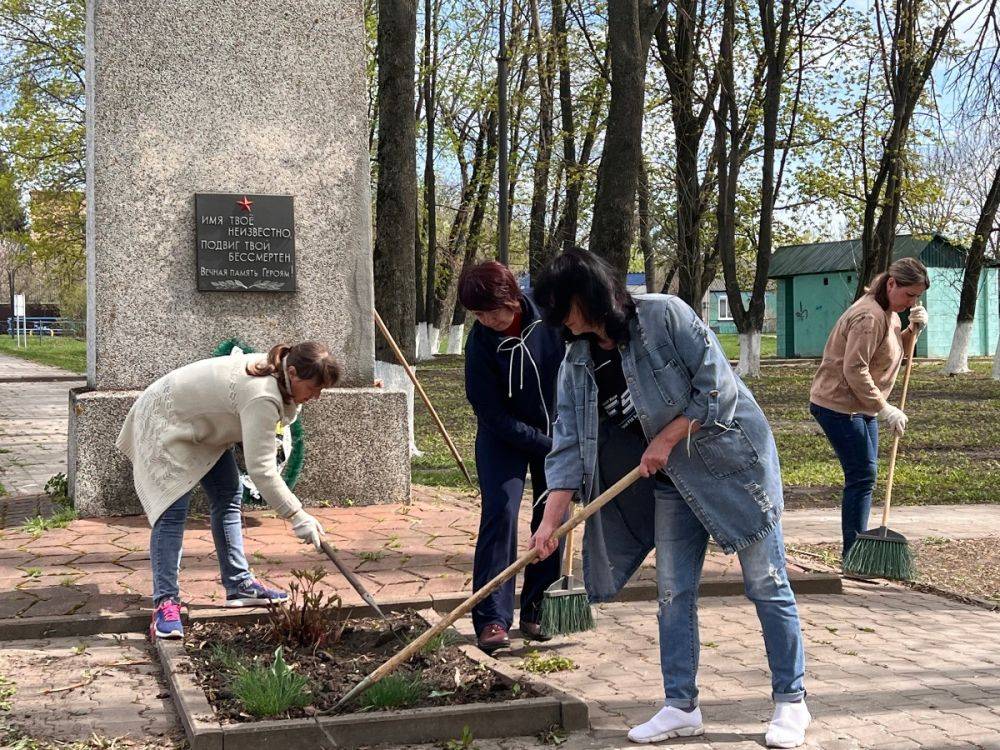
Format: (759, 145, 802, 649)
(249, 341, 341, 402)
(458, 261, 523, 312)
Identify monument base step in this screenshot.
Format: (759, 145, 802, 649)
(68, 386, 410, 517)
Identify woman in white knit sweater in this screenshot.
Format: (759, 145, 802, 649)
(117, 341, 337, 640)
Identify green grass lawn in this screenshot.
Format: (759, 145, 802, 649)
(413, 355, 1000, 507)
(0, 336, 87, 373)
(716, 334, 777, 359)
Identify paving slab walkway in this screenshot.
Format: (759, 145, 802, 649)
(0, 485, 825, 624)
(781, 505, 1000, 545)
(0, 352, 84, 499)
(3, 583, 1000, 749)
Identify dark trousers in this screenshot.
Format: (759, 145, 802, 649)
(472, 431, 562, 635)
(810, 402, 879, 556)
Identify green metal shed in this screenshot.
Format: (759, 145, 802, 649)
(769, 234, 999, 358)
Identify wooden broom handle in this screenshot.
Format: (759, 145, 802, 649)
(881, 324, 921, 526)
(561, 519, 576, 577)
(373, 310, 475, 487)
(330, 466, 643, 712)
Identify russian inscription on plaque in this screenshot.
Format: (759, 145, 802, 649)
(195, 193, 296, 292)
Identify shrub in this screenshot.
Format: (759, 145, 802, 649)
(231, 646, 312, 717)
(267, 567, 349, 649)
(359, 674, 425, 710)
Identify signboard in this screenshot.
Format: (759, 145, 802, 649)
(13, 293, 25, 317)
(195, 193, 295, 292)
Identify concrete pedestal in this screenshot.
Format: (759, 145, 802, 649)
(69, 387, 409, 518)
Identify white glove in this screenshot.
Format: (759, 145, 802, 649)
(877, 403, 908, 436)
(908, 304, 928, 329)
(288, 509, 325, 550)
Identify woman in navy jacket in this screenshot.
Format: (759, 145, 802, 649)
(459, 261, 565, 653)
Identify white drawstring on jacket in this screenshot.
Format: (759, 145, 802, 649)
(496, 318, 551, 438)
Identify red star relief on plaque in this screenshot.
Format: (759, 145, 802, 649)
(237, 195, 254, 212)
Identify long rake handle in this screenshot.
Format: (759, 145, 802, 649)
(880, 324, 921, 528)
(374, 310, 475, 487)
(329, 466, 644, 712)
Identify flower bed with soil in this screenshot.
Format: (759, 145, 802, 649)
(157, 570, 588, 749)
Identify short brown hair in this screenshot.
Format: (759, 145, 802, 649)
(250, 341, 341, 401)
(867, 257, 930, 309)
(458, 261, 522, 311)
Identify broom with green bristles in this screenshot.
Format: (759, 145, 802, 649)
(540, 521, 594, 636)
(842, 322, 922, 581)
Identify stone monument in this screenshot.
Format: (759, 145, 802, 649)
(68, 0, 409, 514)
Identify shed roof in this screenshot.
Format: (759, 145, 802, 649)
(768, 234, 968, 278)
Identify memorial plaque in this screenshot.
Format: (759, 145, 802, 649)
(195, 193, 296, 291)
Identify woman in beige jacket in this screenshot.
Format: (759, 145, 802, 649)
(117, 341, 338, 639)
(809, 258, 929, 556)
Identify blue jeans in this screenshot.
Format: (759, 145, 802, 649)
(809, 402, 879, 555)
(150, 449, 253, 605)
(653, 478, 806, 708)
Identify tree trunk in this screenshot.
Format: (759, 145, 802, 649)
(414, 194, 426, 353)
(434, 115, 491, 334)
(527, 0, 556, 279)
(551, 0, 576, 255)
(993, 329, 1000, 380)
(419, 0, 439, 360)
(550, 47, 609, 254)
(945, 163, 1000, 374)
(654, 3, 718, 308)
(497, 0, 510, 264)
(373, 0, 417, 364)
(450, 109, 500, 352)
(638, 157, 656, 292)
(589, 0, 665, 277)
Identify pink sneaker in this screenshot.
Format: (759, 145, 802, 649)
(150, 598, 183, 640)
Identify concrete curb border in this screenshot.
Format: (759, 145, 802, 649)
(157, 610, 588, 750)
(0, 375, 85, 383)
(0, 571, 842, 642)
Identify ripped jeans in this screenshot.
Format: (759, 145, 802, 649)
(654, 477, 805, 708)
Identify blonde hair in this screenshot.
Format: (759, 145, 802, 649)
(866, 257, 930, 310)
(249, 341, 341, 402)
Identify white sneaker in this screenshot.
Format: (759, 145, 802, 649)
(765, 701, 811, 748)
(627, 705, 704, 743)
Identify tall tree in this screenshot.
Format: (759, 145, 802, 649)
(943, 164, 1000, 373)
(719, 0, 811, 376)
(497, 0, 511, 263)
(526, 0, 556, 278)
(855, 0, 974, 297)
(0, 157, 28, 315)
(374, 0, 418, 363)
(588, 0, 667, 276)
(654, 1, 721, 306)
(0, 0, 85, 315)
(418, 0, 441, 359)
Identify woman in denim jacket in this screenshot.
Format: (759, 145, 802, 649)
(529, 249, 809, 748)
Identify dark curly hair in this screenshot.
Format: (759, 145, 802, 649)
(533, 247, 636, 344)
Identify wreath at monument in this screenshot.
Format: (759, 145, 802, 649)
(212, 337, 305, 507)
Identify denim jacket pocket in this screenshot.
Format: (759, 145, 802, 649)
(693, 421, 760, 479)
(651, 359, 690, 407)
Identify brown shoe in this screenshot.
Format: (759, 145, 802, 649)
(477, 623, 510, 653)
(519, 620, 552, 642)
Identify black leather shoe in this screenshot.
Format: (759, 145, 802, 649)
(519, 620, 552, 642)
